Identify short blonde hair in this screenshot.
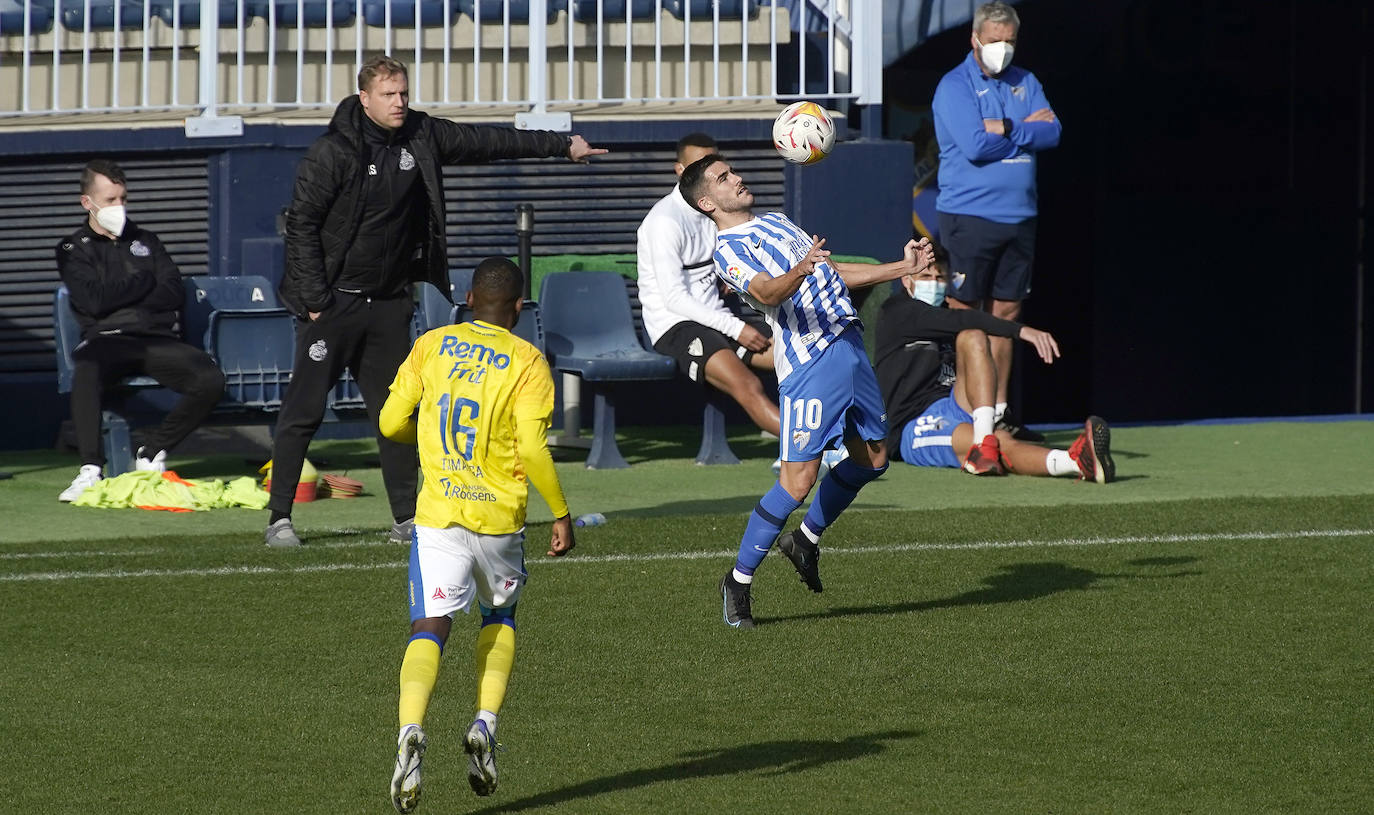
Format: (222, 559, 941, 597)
(358, 55, 408, 92)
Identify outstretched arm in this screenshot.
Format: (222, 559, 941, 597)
(832, 237, 935, 289)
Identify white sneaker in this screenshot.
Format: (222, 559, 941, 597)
(135, 447, 167, 473)
(59, 464, 103, 502)
(390, 724, 427, 814)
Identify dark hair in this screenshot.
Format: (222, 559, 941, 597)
(471, 256, 523, 303)
(675, 132, 716, 163)
(678, 153, 724, 215)
(358, 54, 408, 92)
(81, 159, 126, 193)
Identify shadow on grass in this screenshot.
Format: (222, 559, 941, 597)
(767, 558, 1201, 625)
(468, 729, 919, 814)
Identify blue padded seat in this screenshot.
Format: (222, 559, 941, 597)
(185, 276, 293, 410)
(570, 0, 655, 21)
(153, 0, 260, 26)
(540, 271, 675, 468)
(413, 280, 455, 336)
(665, 0, 755, 19)
(57, 0, 151, 31)
(456, 0, 563, 24)
(262, 0, 354, 26)
(0, 0, 55, 33)
(362, 0, 458, 27)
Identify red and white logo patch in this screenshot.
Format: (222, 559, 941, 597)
(504, 578, 517, 590)
(431, 586, 446, 600)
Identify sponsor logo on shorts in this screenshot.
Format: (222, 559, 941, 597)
(504, 578, 517, 590)
(687, 337, 704, 357)
(432, 586, 446, 600)
(308, 339, 328, 362)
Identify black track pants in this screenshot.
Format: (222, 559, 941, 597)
(267, 293, 418, 520)
(70, 335, 226, 466)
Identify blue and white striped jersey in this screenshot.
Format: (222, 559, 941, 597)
(714, 212, 858, 382)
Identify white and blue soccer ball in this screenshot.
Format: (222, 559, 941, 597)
(772, 101, 836, 165)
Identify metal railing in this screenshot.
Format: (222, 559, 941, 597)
(0, 0, 880, 127)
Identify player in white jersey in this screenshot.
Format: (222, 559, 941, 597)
(636, 133, 780, 441)
(679, 154, 936, 628)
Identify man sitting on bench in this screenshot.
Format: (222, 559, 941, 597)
(636, 134, 781, 455)
(55, 159, 226, 502)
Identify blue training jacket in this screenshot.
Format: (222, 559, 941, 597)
(933, 51, 1061, 224)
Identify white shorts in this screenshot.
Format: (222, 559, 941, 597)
(407, 524, 527, 623)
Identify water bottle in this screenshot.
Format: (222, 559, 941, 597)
(574, 512, 606, 528)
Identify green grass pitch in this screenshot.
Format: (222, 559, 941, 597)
(0, 419, 1371, 814)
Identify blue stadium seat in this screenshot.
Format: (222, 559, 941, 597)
(665, 0, 756, 20)
(456, 0, 563, 24)
(153, 0, 261, 27)
(362, 0, 458, 26)
(186, 276, 293, 410)
(262, 0, 354, 26)
(413, 280, 455, 336)
(57, 0, 152, 31)
(0, 0, 55, 34)
(540, 271, 676, 468)
(449, 267, 475, 299)
(183, 275, 281, 351)
(570, 0, 655, 22)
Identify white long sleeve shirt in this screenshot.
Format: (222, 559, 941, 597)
(636, 184, 747, 345)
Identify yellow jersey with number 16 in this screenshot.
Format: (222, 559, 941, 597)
(384, 319, 557, 534)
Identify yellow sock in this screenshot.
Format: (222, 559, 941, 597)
(475, 623, 516, 715)
(398, 635, 442, 728)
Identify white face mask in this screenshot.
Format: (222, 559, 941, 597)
(92, 204, 127, 237)
(910, 279, 947, 307)
(976, 37, 1014, 75)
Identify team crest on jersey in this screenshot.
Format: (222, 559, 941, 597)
(1012, 85, 1026, 97)
(791, 429, 811, 449)
(308, 339, 328, 362)
(129, 240, 150, 257)
(399, 148, 416, 171)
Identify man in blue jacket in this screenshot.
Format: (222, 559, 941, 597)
(932, 1, 1059, 442)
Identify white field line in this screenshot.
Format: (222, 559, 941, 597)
(1, 528, 1369, 584)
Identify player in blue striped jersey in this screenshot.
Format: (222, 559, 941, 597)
(680, 155, 936, 628)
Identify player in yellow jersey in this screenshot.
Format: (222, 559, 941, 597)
(378, 257, 576, 812)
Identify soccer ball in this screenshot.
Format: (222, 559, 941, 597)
(772, 101, 836, 165)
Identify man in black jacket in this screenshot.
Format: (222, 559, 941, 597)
(55, 159, 226, 502)
(874, 249, 1114, 483)
(265, 54, 606, 548)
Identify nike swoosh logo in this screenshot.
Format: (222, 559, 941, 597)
(976, 88, 990, 96)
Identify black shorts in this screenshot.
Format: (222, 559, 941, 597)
(653, 321, 751, 383)
(937, 211, 1037, 303)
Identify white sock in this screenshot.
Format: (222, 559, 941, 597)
(971, 406, 996, 442)
(799, 522, 821, 544)
(732, 568, 754, 584)
(994, 402, 1008, 424)
(477, 709, 498, 735)
(1046, 449, 1079, 477)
